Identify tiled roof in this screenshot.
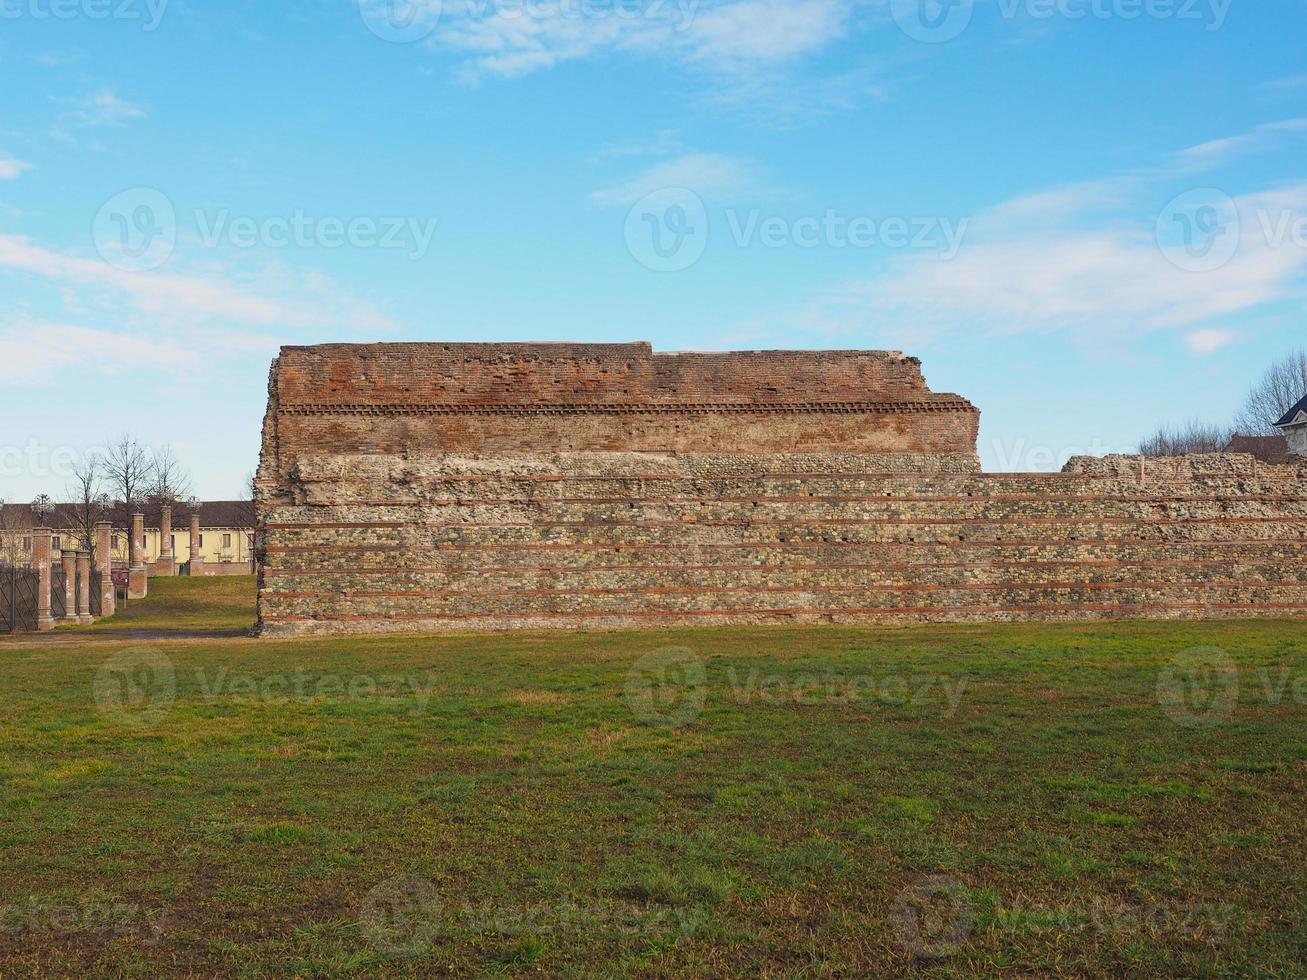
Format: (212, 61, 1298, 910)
(1273, 394, 1307, 428)
(0, 500, 254, 531)
(1223, 434, 1290, 464)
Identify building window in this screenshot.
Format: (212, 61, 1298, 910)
(199, 534, 204, 547)
(222, 533, 232, 548)
(52, 536, 60, 550)
(170, 534, 176, 551)
(112, 534, 120, 549)
(22, 536, 31, 551)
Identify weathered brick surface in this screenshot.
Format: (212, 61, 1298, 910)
(255, 345, 1307, 636)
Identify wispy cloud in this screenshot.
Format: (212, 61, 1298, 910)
(591, 152, 756, 206)
(1171, 118, 1307, 173)
(50, 88, 147, 143)
(0, 319, 199, 380)
(0, 234, 399, 337)
(0, 154, 32, 180)
(734, 121, 1307, 352)
(1184, 327, 1240, 354)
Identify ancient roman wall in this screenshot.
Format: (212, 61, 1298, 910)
(254, 345, 1307, 636)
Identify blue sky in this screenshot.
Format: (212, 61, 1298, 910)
(2, 0, 1305, 498)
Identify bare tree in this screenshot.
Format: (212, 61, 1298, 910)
(235, 470, 257, 532)
(149, 444, 192, 504)
(103, 434, 152, 518)
(1235, 348, 1307, 435)
(66, 455, 109, 564)
(1138, 420, 1233, 456)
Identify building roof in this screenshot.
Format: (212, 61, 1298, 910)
(1273, 394, 1307, 428)
(1223, 434, 1290, 464)
(0, 500, 253, 531)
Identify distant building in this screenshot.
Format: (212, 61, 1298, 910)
(0, 501, 254, 571)
(1274, 394, 1307, 457)
(1223, 434, 1290, 464)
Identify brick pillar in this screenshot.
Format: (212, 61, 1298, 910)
(30, 528, 54, 631)
(95, 521, 115, 618)
(189, 513, 203, 576)
(157, 504, 174, 576)
(129, 512, 148, 599)
(76, 551, 92, 624)
(61, 549, 76, 621)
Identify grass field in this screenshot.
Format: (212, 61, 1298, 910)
(1, 577, 1304, 976)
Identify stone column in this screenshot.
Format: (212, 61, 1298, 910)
(30, 528, 54, 631)
(76, 551, 92, 624)
(189, 512, 203, 576)
(61, 549, 76, 621)
(129, 512, 148, 599)
(157, 504, 174, 576)
(95, 521, 115, 618)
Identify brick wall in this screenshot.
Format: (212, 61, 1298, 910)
(255, 345, 1307, 636)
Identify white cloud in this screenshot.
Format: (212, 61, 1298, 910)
(0, 319, 198, 380)
(865, 184, 1307, 333)
(1184, 328, 1240, 354)
(0, 234, 399, 336)
(736, 123, 1307, 350)
(427, 0, 853, 83)
(1171, 118, 1307, 173)
(0, 155, 32, 180)
(590, 152, 755, 206)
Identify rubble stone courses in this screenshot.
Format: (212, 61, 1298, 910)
(255, 343, 1307, 636)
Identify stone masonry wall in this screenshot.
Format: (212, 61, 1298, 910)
(255, 345, 1307, 636)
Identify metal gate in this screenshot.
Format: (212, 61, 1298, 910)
(50, 566, 67, 620)
(0, 565, 38, 633)
(89, 571, 103, 616)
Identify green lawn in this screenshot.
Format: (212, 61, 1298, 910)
(1, 578, 1304, 976)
